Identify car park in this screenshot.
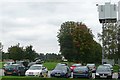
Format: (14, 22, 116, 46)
(4, 64, 26, 76)
(25, 64, 48, 77)
(86, 64, 96, 73)
(73, 66, 92, 78)
(50, 63, 71, 78)
(118, 69, 120, 79)
(95, 65, 113, 79)
(70, 63, 82, 72)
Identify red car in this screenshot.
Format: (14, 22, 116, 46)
(70, 64, 82, 72)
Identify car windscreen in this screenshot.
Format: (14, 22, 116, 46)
(5, 65, 18, 69)
(97, 66, 111, 72)
(29, 66, 42, 70)
(74, 67, 88, 72)
(103, 64, 112, 68)
(54, 65, 66, 71)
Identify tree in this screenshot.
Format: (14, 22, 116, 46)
(2, 52, 9, 60)
(8, 43, 24, 61)
(24, 45, 38, 61)
(57, 21, 102, 63)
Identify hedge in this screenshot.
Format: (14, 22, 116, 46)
(1, 76, 115, 80)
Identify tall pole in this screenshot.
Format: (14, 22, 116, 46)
(102, 23, 105, 59)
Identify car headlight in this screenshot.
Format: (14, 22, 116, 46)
(96, 73, 99, 75)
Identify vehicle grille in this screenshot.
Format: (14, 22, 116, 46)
(99, 74, 108, 76)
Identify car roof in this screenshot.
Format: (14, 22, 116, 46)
(87, 64, 95, 65)
(72, 64, 81, 66)
(98, 65, 110, 68)
(32, 64, 43, 66)
(76, 66, 87, 68)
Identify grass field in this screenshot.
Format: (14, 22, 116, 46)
(0, 76, 98, 80)
(43, 62, 73, 70)
(43, 62, 57, 70)
(1, 76, 118, 80)
(1, 76, 89, 80)
(0, 62, 3, 69)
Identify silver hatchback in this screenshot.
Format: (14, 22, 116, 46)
(95, 65, 113, 79)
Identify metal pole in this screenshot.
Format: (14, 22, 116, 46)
(102, 22, 105, 64)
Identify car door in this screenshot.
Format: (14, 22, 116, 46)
(66, 67, 71, 77)
(18, 66, 25, 75)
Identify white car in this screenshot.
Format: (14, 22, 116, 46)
(25, 64, 48, 77)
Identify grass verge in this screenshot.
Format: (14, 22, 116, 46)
(113, 64, 120, 73)
(0, 62, 4, 69)
(1, 76, 117, 80)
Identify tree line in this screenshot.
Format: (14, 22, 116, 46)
(2, 43, 62, 62)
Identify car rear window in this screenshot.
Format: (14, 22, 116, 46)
(74, 67, 88, 71)
(29, 66, 42, 70)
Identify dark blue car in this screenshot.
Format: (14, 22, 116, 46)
(4, 64, 26, 76)
(73, 66, 92, 78)
(50, 63, 71, 78)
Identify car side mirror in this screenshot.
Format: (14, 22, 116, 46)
(42, 67, 46, 70)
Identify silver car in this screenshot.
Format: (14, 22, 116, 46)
(95, 65, 112, 79)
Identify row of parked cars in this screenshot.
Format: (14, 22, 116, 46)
(3, 61, 120, 79)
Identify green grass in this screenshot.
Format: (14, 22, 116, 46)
(43, 62, 58, 70)
(113, 64, 120, 72)
(0, 62, 4, 69)
(1, 76, 118, 80)
(43, 62, 74, 70)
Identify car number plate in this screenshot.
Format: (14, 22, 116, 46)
(78, 71, 83, 73)
(7, 72, 12, 74)
(100, 76, 107, 78)
(55, 74, 60, 76)
(29, 72, 33, 75)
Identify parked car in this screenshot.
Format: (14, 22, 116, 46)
(16, 61, 29, 68)
(73, 66, 92, 78)
(70, 64, 82, 72)
(50, 63, 71, 78)
(103, 64, 113, 72)
(95, 65, 113, 79)
(118, 69, 120, 79)
(25, 64, 48, 77)
(4, 64, 26, 76)
(3, 61, 15, 67)
(86, 64, 96, 73)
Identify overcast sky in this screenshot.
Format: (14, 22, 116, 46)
(0, 0, 119, 54)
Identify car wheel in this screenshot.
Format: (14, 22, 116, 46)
(4, 73, 7, 76)
(39, 73, 43, 77)
(18, 72, 21, 76)
(87, 75, 91, 79)
(95, 76, 99, 79)
(65, 73, 68, 78)
(108, 76, 112, 79)
(73, 76, 76, 78)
